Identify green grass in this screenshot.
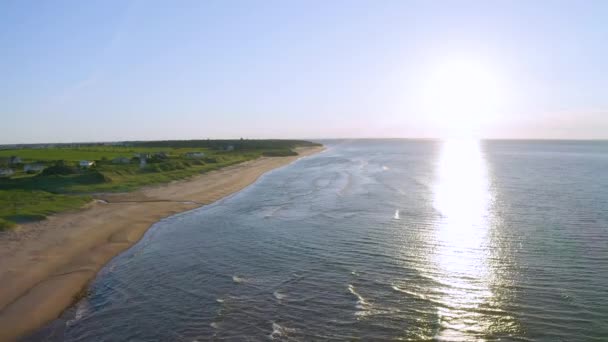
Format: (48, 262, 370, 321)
(0, 147, 208, 163)
(0, 190, 91, 229)
(262, 150, 299, 157)
(0, 156, 259, 193)
(72, 152, 261, 192)
(0, 141, 318, 226)
(0, 218, 16, 231)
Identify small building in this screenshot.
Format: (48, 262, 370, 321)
(0, 168, 14, 177)
(153, 152, 168, 159)
(225, 145, 235, 151)
(112, 157, 131, 164)
(134, 153, 149, 168)
(184, 152, 205, 159)
(79, 160, 95, 168)
(134, 153, 151, 159)
(23, 163, 46, 173)
(9, 156, 22, 164)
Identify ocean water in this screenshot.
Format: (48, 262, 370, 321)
(32, 140, 608, 341)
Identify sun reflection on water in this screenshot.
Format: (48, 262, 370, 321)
(431, 139, 498, 341)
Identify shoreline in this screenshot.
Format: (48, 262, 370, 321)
(0, 146, 323, 341)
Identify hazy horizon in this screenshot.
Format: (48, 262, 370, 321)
(2, 0, 608, 143)
(3, 137, 608, 146)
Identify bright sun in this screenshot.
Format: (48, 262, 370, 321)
(421, 59, 504, 138)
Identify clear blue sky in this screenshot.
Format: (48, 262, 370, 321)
(1, 0, 607, 143)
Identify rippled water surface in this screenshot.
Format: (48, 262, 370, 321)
(34, 140, 608, 341)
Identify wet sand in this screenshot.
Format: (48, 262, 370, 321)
(0, 146, 323, 341)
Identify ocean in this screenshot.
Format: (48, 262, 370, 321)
(32, 140, 608, 341)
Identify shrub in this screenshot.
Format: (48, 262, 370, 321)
(262, 150, 298, 157)
(64, 171, 112, 185)
(143, 164, 162, 173)
(158, 163, 172, 171)
(41, 161, 77, 176)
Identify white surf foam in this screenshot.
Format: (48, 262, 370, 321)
(66, 300, 91, 327)
(270, 322, 296, 339)
(348, 284, 369, 308)
(273, 290, 287, 300)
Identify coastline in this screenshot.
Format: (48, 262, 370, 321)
(0, 146, 323, 341)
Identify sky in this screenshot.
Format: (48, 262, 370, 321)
(1, 0, 608, 143)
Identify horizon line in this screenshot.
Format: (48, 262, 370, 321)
(2, 137, 608, 146)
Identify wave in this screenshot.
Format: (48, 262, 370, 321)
(66, 300, 92, 327)
(232, 275, 246, 284)
(338, 171, 354, 197)
(391, 284, 428, 301)
(273, 290, 287, 301)
(270, 322, 296, 340)
(348, 284, 369, 309)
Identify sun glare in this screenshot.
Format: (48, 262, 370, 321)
(431, 138, 500, 339)
(421, 59, 505, 138)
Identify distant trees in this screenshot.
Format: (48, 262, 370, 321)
(130, 139, 320, 151)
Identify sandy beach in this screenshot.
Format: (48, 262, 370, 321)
(0, 146, 323, 341)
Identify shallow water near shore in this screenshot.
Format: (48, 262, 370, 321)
(32, 140, 608, 341)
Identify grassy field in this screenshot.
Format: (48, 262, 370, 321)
(0, 140, 320, 229)
(1, 147, 192, 162)
(0, 190, 91, 226)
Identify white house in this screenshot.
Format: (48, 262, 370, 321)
(79, 160, 95, 168)
(184, 152, 205, 159)
(24, 163, 45, 172)
(0, 168, 14, 177)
